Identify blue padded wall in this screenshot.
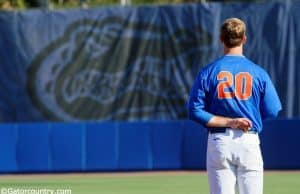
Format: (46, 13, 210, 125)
(85, 122, 118, 171)
(0, 124, 17, 172)
(118, 122, 152, 170)
(150, 121, 182, 169)
(260, 119, 300, 169)
(50, 123, 84, 171)
(0, 119, 300, 173)
(182, 121, 207, 169)
(17, 123, 50, 172)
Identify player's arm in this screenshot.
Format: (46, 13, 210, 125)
(187, 71, 251, 131)
(189, 104, 252, 131)
(207, 116, 252, 132)
(187, 70, 213, 124)
(260, 73, 282, 119)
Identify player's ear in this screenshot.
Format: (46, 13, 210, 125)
(242, 35, 247, 44)
(220, 35, 224, 44)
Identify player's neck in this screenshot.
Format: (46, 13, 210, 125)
(223, 45, 243, 56)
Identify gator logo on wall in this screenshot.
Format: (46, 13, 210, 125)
(27, 17, 212, 121)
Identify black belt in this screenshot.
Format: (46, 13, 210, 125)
(208, 128, 257, 134)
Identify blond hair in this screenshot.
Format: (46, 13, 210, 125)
(220, 18, 246, 48)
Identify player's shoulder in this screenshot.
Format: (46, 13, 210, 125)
(197, 56, 233, 79)
(200, 56, 225, 72)
(196, 60, 216, 78)
(198, 55, 270, 79)
(243, 57, 270, 77)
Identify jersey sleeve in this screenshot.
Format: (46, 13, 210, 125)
(187, 70, 214, 125)
(260, 73, 282, 119)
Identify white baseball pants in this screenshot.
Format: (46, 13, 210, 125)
(206, 128, 263, 194)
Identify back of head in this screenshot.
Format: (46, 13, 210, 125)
(220, 18, 246, 48)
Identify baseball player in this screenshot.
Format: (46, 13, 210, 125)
(188, 18, 282, 194)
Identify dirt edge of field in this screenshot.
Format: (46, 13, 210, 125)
(0, 170, 299, 180)
(0, 170, 204, 180)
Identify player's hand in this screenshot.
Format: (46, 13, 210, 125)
(227, 118, 252, 132)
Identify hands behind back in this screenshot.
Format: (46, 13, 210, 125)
(227, 118, 252, 132)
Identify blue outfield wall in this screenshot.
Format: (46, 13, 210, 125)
(0, 119, 299, 173)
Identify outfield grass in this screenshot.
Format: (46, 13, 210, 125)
(0, 171, 299, 194)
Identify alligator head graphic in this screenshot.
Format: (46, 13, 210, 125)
(27, 16, 212, 121)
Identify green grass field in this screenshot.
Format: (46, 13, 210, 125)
(0, 171, 299, 194)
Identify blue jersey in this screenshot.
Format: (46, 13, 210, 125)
(188, 55, 282, 133)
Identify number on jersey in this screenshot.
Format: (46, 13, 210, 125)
(217, 71, 253, 100)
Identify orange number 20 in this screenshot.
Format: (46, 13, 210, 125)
(217, 71, 253, 100)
